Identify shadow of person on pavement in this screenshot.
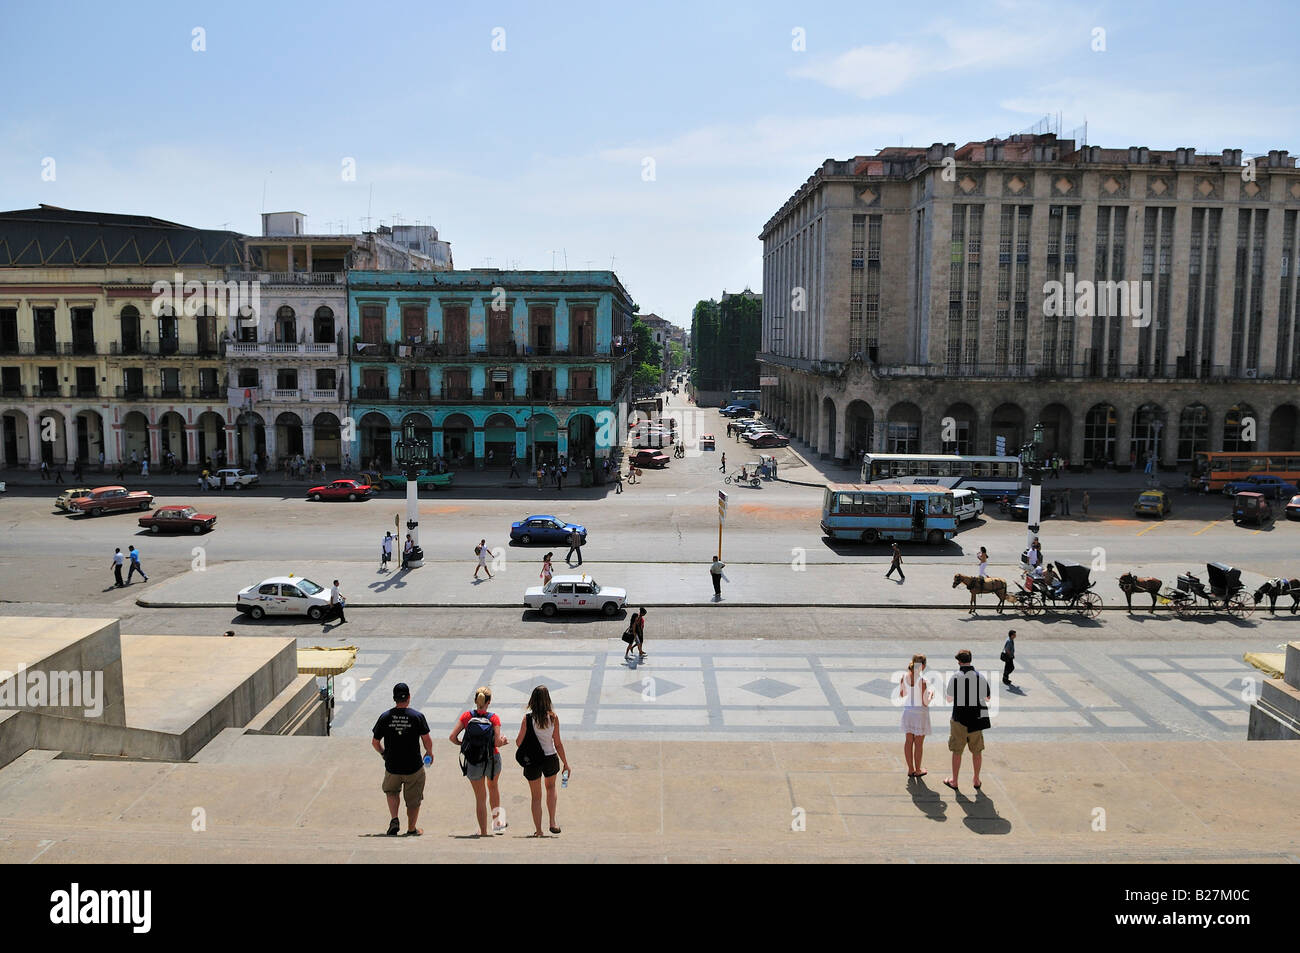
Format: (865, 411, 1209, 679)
(907, 777, 948, 822)
(369, 569, 412, 593)
(951, 789, 1012, 834)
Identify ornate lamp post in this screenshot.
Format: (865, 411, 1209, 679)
(393, 419, 430, 569)
(1018, 422, 1047, 554)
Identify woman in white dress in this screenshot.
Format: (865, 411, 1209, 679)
(899, 654, 934, 779)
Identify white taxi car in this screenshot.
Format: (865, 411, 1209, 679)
(236, 575, 335, 620)
(205, 467, 260, 489)
(523, 574, 627, 617)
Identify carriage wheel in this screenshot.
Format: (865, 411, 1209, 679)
(1171, 597, 1194, 619)
(1076, 591, 1103, 619)
(1227, 594, 1255, 619)
(1019, 593, 1043, 617)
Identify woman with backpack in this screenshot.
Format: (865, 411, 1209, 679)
(515, 685, 571, 837)
(449, 687, 509, 836)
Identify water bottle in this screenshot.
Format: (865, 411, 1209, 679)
(561, 768, 570, 788)
(423, 754, 432, 767)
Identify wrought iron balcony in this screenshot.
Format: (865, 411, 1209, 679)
(356, 386, 390, 400)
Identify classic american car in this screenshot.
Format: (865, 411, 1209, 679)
(307, 479, 375, 501)
(54, 487, 95, 511)
(376, 470, 455, 490)
(67, 486, 154, 516)
(510, 515, 587, 545)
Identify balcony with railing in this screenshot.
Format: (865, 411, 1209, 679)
(354, 341, 623, 362)
(356, 386, 390, 400)
(227, 340, 338, 357)
(226, 270, 345, 285)
(352, 342, 391, 359)
(0, 384, 26, 398)
(111, 385, 227, 400)
(107, 341, 223, 357)
(74, 386, 100, 399)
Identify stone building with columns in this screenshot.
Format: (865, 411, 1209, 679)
(222, 212, 451, 468)
(758, 135, 1300, 468)
(0, 205, 245, 471)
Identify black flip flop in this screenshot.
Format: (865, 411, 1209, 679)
(386, 818, 400, 836)
(943, 779, 959, 792)
(973, 782, 982, 790)
(549, 827, 561, 835)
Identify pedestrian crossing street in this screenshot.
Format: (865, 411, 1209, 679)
(314, 637, 1257, 742)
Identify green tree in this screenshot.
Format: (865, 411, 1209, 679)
(629, 318, 661, 368)
(632, 362, 660, 391)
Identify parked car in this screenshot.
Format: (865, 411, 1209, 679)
(1222, 474, 1299, 500)
(1008, 494, 1055, 521)
(1286, 494, 1300, 520)
(204, 468, 260, 490)
(1232, 491, 1273, 526)
(720, 405, 755, 418)
(307, 479, 375, 501)
(139, 504, 217, 534)
(67, 486, 154, 517)
(745, 432, 790, 448)
(631, 424, 676, 447)
(510, 515, 587, 545)
(54, 487, 95, 511)
(236, 576, 335, 620)
(1133, 489, 1173, 518)
(523, 574, 626, 617)
(377, 470, 455, 490)
(629, 449, 670, 469)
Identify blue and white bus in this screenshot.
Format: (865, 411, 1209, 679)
(861, 453, 1022, 498)
(820, 484, 957, 545)
(729, 389, 761, 410)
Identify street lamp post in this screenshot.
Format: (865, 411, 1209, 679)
(1019, 423, 1047, 555)
(393, 420, 430, 569)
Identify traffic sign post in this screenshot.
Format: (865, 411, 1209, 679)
(717, 490, 728, 558)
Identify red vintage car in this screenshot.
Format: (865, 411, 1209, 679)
(67, 485, 154, 516)
(139, 505, 217, 534)
(629, 449, 670, 469)
(307, 479, 375, 502)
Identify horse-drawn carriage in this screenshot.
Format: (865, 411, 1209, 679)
(1161, 562, 1255, 618)
(1011, 560, 1102, 618)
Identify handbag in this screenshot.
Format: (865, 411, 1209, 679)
(621, 624, 636, 644)
(999, 651, 1009, 662)
(515, 715, 545, 767)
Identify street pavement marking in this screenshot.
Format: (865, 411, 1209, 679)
(1193, 519, 1222, 536)
(1136, 522, 1163, 537)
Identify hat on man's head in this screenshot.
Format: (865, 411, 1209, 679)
(393, 682, 410, 701)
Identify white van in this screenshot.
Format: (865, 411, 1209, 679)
(952, 488, 984, 522)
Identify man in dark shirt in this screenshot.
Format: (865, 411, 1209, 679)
(943, 649, 990, 793)
(371, 683, 433, 836)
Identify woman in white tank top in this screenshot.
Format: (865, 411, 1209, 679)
(516, 685, 570, 836)
(899, 654, 933, 779)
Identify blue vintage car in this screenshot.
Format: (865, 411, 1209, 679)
(1221, 474, 1298, 500)
(510, 515, 587, 545)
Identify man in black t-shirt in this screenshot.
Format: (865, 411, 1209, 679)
(943, 650, 991, 793)
(371, 683, 433, 836)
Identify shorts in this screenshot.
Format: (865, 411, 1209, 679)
(464, 752, 502, 781)
(948, 719, 985, 754)
(522, 753, 561, 782)
(381, 768, 426, 806)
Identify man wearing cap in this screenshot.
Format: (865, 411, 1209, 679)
(371, 683, 434, 836)
(943, 649, 991, 794)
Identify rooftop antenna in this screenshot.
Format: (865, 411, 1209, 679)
(609, 253, 616, 271)
(563, 248, 568, 269)
(551, 250, 557, 269)
(260, 173, 270, 213)
(365, 183, 374, 231)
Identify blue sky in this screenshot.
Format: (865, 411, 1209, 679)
(2, 0, 1296, 326)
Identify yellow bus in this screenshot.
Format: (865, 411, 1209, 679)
(1193, 451, 1300, 492)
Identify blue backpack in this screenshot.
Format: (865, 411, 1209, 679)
(459, 712, 496, 774)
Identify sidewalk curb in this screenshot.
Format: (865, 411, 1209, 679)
(136, 597, 1155, 613)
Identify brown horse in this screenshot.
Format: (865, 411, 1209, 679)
(952, 574, 1007, 614)
(1118, 572, 1162, 612)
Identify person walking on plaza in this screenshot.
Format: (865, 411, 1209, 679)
(140, 457, 149, 479)
(98, 450, 105, 472)
(73, 458, 83, 482)
(516, 685, 570, 836)
(111, 547, 125, 588)
(380, 531, 394, 572)
(474, 539, 494, 579)
(614, 465, 624, 493)
(372, 682, 433, 836)
(54, 463, 64, 484)
(330, 580, 347, 624)
(624, 606, 647, 661)
(1081, 490, 1090, 520)
(40, 460, 49, 480)
(719, 452, 726, 474)
(450, 687, 509, 837)
(509, 455, 520, 478)
(900, 653, 933, 779)
(1001, 629, 1017, 687)
(540, 552, 554, 587)
(1061, 488, 1071, 516)
(565, 528, 583, 567)
(710, 555, 726, 600)
(126, 545, 148, 584)
(977, 546, 989, 578)
(944, 649, 991, 793)
(885, 542, 905, 582)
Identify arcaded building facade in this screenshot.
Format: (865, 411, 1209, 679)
(758, 135, 1300, 467)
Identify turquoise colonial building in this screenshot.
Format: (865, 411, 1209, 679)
(346, 270, 634, 469)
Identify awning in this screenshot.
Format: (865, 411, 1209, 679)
(1243, 652, 1284, 680)
(298, 645, 358, 676)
